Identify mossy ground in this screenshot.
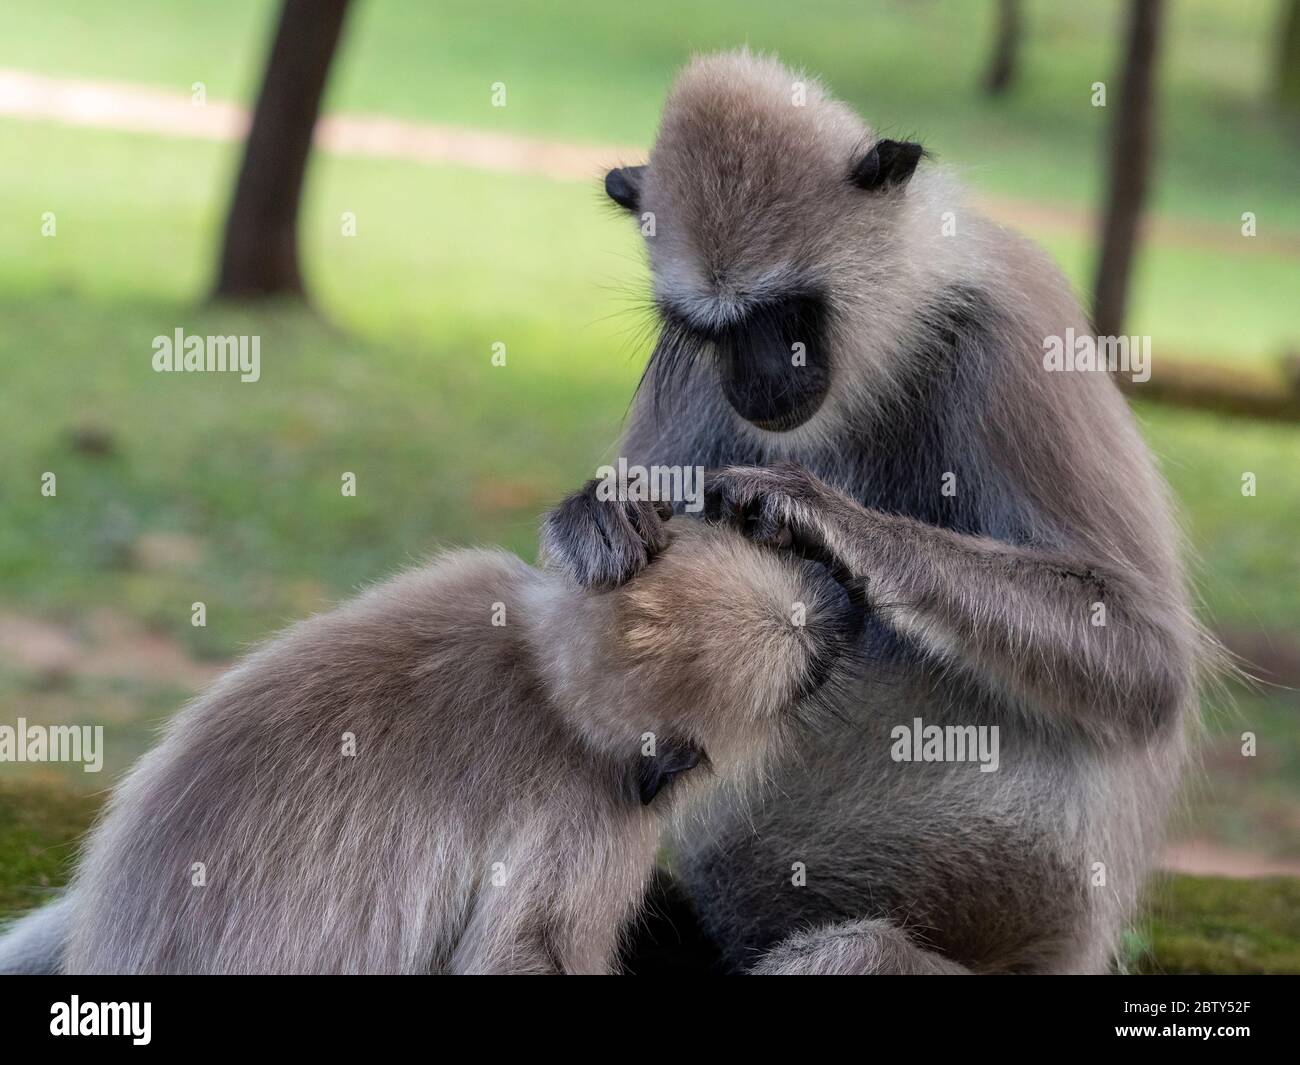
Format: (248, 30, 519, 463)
(1131, 874, 1300, 975)
(0, 780, 97, 918)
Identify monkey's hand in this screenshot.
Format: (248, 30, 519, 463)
(710, 462, 1193, 744)
(704, 462, 867, 582)
(539, 478, 673, 589)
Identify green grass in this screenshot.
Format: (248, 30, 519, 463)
(0, 780, 96, 917)
(0, 126, 649, 630)
(1180, 692, 1300, 863)
(1039, 232, 1300, 368)
(1137, 406, 1300, 634)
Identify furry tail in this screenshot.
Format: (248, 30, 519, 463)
(0, 896, 71, 974)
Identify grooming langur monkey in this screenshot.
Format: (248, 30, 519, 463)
(542, 51, 1200, 973)
(0, 520, 858, 974)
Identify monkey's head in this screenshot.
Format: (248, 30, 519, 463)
(542, 519, 860, 804)
(605, 50, 930, 435)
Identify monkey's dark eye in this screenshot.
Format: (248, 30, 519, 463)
(604, 165, 646, 212)
(850, 139, 924, 192)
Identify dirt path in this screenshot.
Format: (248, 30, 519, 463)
(1163, 839, 1300, 879)
(0, 610, 221, 689)
(2, 67, 1297, 257)
(0, 67, 632, 183)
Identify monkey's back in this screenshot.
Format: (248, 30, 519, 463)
(63, 549, 602, 973)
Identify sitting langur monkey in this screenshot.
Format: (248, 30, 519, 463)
(0, 520, 858, 974)
(542, 51, 1201, 974)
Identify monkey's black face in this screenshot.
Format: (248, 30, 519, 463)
(656, 293, 831, 432)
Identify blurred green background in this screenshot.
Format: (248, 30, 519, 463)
(0, 0, 1296, 971)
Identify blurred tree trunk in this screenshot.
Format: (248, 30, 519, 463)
(1092, 0, 1163, 341)
(213, 0, 352, 301)
(1277, 0, 1300, 113)
(1113, 353, 1300, 422)
(984, 0, 1022, 95)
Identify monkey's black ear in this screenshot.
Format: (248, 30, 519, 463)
(636, 738, 707, 806)
(605, 165, 646, 212)
(850, 140, 924, 192)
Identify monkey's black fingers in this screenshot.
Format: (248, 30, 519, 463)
(704, 466, 798, 547)
(705, 468, 866, 600)
(743, 496, 790, 547)
(702, 466, 756, 524)
(629, 496, 673, 553)
(539, 479, 670, 590)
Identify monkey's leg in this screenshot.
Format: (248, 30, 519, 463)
(750, 919, 969, 975)
(705, 461, 1193, 743)
(539, 478, 674, 588)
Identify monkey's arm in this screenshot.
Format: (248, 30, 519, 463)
(705, 462, 1194, 743)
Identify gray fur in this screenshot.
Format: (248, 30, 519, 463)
(543, 50, 1200, 974)
(750, 918, 970, 975)
(2, 520, 854, 974)
(0, 895, 73, 975)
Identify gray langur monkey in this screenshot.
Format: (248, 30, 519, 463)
(541, 51, 1204, 974)
(0, 519, 858, 974)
